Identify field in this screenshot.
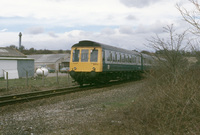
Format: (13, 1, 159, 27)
(0, 73, 74, 96)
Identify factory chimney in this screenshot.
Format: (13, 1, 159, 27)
(19, 32, 22, 52)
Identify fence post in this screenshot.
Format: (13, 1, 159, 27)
(67, 72, 70, 85)
(6, 72, 8, 90)
(26, 71, 28, 87)
(56, 71, 59, 84)
(42, 70, 45, 86)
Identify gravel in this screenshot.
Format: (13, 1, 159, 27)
(0, 80, 145, 135)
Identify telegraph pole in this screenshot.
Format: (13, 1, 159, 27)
(19, 32, 22, 52)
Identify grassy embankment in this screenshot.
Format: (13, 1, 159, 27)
(95, 66, 200, 134)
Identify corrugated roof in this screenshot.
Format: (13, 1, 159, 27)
(27, 53, 70, 63)
(0, 57, 34, 60)
(0, 47, 26, 57)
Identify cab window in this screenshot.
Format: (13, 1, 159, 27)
(90, 49, 98, 62)
(72, 49, 80, 62)
(81, 49, 89, 62)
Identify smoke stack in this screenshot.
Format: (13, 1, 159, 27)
(19, 32, 22, 52)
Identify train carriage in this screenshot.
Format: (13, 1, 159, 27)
(69, 40, 152, 85)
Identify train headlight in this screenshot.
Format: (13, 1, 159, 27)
(74, 67, 77, 70)
(92, 67, 96, 71)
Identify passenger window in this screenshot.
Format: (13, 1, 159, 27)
(128, 55, 131, 63)
(90, 49, 98, 62)
(120, 54, 122, 62)
(102, 51, 105, 61)
(117, 53, 120, 62)
(131, 56, 133, 63)
(106, 51, 111, 62)
(125, 55, 127, 63)
(112, 52, 117, 62)
(136, 57, 139, 64)
(110, 52, 112, 62)
(132, 56, 136, 63)
(138, 57, 141, 64)
(122, 54, 125, 62)
(81, 49, 89, 62)
(72, 49, 80, 62)
(115, 53, 117, 62)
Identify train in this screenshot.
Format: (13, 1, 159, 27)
(69, 40, 153, 85)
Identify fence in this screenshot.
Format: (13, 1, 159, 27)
(0, 71, 75, 96)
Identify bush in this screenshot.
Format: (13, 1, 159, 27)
(105, 68, 200, 134)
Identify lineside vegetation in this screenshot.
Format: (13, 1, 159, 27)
(92, 6, 200, 133)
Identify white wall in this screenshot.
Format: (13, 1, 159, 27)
(0, 60, 19, 79)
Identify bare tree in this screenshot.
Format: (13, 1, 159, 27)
(177, 0, 200, 35)
(177, 0, 200, 64)
(147, 24, 188, 83)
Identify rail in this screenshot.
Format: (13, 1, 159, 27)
(0, 85, 93, 107)
(0, 79, 139, 107)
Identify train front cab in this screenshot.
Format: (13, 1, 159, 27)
(69, 46, 103, 85)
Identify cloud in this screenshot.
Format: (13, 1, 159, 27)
(0, 28, 8, 32)
(48, 32, 58, 38)
(119, 25, 134, 35)
(120, 0, 165, 8)
(25, 26, 44, 35)
(47, 0, 65, 2)
(101, 28, 116, 35)
(126, 15, 137, 20)
(135, 21, 167, 34)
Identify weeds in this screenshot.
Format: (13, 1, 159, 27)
(97, 67, 200, 134)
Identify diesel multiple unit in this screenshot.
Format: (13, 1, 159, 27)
(69, 40, 153, 85)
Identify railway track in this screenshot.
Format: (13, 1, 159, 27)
(0, 85, 94, 107)
(0, 79, 140, 107)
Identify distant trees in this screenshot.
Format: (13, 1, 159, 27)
(155, 50, 196, 57)
(9, 45, 18, 49)
(7, 45, 70, 55)
(58, 49, 63, 53)
(141, 50, 151, 55)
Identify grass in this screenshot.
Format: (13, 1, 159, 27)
(92, 68, 200, 134)
(0, 73, 74, 96)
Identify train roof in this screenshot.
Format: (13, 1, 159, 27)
(141, 53, 153, 59)
(72, 40, 141, 55)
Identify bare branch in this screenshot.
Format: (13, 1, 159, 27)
(147, 24, 188, 82)
(177, 0, 200, 35)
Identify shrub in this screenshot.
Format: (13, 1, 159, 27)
(107, 68, 200, 134)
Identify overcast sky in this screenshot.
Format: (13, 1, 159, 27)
(0, 0, 192, 51)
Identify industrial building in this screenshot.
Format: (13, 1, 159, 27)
(0, 47, 34, 79)
(27, 53, 70, 71)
